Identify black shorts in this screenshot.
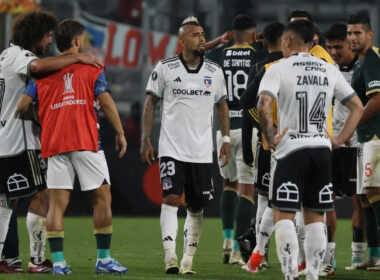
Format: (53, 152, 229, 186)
(159, 157, 214, 210)
(270, 148, 334, 212)
(332, 147, 357, 197)
(254, 145, 271, 194)
(0, 150, 47, 201)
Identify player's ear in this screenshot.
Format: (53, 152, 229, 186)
(367, 29, 374, 40)
(251, 32, 256, 42)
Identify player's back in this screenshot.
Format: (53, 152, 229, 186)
(219, 44, 258, 129)
(259, 52, 354, 159)
(0, 44, 39, 157)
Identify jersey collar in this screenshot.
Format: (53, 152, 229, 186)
(179, 53, 204, 74)
(338, 56, 358, 72)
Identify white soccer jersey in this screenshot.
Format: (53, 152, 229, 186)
(258, 52, 355, 159)
(0, 44, 39, 157)
(332, 61, 358, 146)
(146, 54, 227, 163)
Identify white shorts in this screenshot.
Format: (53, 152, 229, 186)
(47, 150, 110, 191)
(216, 128, 258, 184)
(357, 140, 380, 194)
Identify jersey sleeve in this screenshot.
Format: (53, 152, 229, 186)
(12, 48, 37, 77)
(23, 79, 38, 100)
(205, 46, 223, 64)
(214, 68, 228, 103)
(94, 70, 110, 96)
(364, 57, 380, 96)
(146, 61, 165, 98)
(333, 68, 356, 104)
(258, 64, 280, 99)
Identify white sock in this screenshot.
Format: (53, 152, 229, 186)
(275, 219, 299, 279)
(323, 242, 336, 264)
(254, 206, 273, 255)
(295, 211, 305, 266)
(305, 222, 326, 280)
(351, 242, 367, 263)
(98, 257, 112, 264)
(182, 210, 203, 264)
(0, 207, 13, 257)
(160, 204, 178, 262)
(255, 195, 268, 241)
(26, 212, 46, 263)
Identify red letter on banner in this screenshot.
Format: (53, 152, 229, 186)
(122, 28, 142, 68)
(104, 23, 120, 66)
(148, 33, 170, 65)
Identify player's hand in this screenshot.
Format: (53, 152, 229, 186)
(219, 31, 232, 45)
(325, 129, 342, 149)
(140, 137, 155, 165)
(115, 134, 127, 158)
(219, 142, 231, 168)
(77, 53, 104, 68)
(271, 128, 287, 149)
(345, 138, 352, 147)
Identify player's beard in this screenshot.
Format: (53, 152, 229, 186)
(193, 49, 205, 57)
(35, 45, 45, 56)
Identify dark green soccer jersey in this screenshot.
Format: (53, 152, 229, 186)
(352, 47, 380, 143)
(206, 42, 267, 129)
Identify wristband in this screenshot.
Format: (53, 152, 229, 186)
(222, 135, 230, 143)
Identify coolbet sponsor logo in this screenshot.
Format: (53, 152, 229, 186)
(50, 99, 87, 110)
(172, 88, 210, 96)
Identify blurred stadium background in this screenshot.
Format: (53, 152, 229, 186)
(1, 0, 379, 217)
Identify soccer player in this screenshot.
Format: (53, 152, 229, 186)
(288, 10, 334, 65)
(257, 20, 363, 280)
(348, 11, 380, 271)
(0, 10, 102, 274)
(239, 21, 284, 269)
(323, 22, 367, 275)
(141, 16, 230, 274)
(205, 14, 258, 265)
(17, 19, 127, 275)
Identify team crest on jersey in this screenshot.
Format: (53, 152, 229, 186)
(204, 77, 212, 87)
(63, 73, 75, 95)
(162, 178, 173, 191)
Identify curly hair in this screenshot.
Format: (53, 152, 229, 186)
(11, 9, 58, 51)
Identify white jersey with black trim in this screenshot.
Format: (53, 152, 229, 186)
(258, 52, 356, 159)
(332, 60, 358, 146)
(146, 53, 227, 163)
(0, 44, 39, 157)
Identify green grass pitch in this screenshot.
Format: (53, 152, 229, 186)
(0, 217, 376, 279)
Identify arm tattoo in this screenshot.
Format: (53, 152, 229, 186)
(141, 95, 159, 142)
(257, 95, 275, 146)
(216, 101, 230, 136)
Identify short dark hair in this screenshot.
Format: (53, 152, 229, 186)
(55, 19, 85, 52)
(285, 20, 314, 44)
(11, 9, 58, 51)
(288, 10, 313, 22)
(263, 22, 284, 46)
(325, 23, 347, 41)
(347, 11, 371, 30)
(232, 14, 256, 31)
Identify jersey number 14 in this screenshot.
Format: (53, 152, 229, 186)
(296, 91, 326, 133)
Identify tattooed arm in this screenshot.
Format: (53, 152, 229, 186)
(140, 94, 159, 165)
(216, 100, 231, 167)
(257, 93, 287, 150)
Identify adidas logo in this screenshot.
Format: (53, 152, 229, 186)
(174, 77, 182, 82)
(163, 236, 173, 242)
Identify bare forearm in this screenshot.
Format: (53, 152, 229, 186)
(98, 93, 124, 135)
(258, 96, 274, 146)
(216, 101, 230, 136)
(338, 96, 363, 143)
(358, 93, 380, 125)
(141, 95, 158, 141)
(30, 54, 80, 76)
